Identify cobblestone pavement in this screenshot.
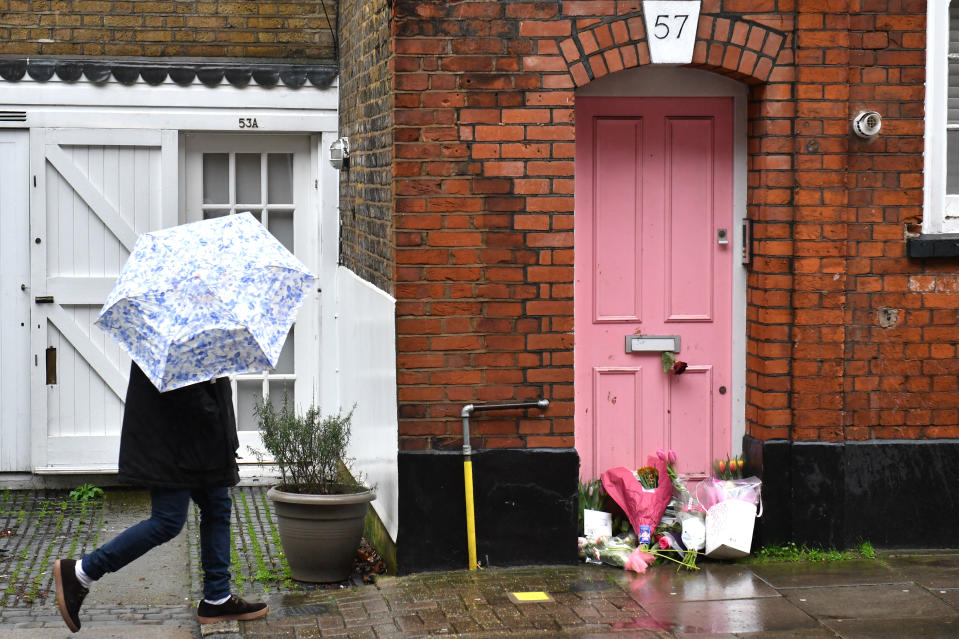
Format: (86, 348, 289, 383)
(0, 486, 354, 638)
(240, 554, 959, 638)
(5, 487, 959, 638)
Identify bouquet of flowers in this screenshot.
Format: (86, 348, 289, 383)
(602, 454, 672, 549)
(651, 449, 701, 571)
(579, 534, 637, 568)
(714, 455, 745, 480)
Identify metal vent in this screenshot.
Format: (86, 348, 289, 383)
(0, 111, 27, 122)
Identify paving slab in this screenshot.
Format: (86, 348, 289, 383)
(750, 559, 903, 589)
(882, 553, 959, 589)
(639, 597, 820, 635)
(934, 587, 959, 607)
(736, 631, 844, 639)
(84, 489, 192, 607)
(781, 583, 957, 620)
(681, 632, 837, 639)
(613, 564, 779, 603)
(822, 615, 959, 638)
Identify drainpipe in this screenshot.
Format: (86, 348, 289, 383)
(459, 399, 550, 570)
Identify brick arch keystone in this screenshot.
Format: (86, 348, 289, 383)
(559, 14, 787, 87)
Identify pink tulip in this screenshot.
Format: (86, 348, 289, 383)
(668, 450, 677, 464)
(656, 449, 667, 461)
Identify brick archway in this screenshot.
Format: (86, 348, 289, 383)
(559, 15, 788, 86)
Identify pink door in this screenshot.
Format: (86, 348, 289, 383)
(574, 97, 734, 481)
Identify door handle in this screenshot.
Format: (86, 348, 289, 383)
(46, 346, 57, 385)
(35, 295, 54, 303)
(717, 228, 728, 245)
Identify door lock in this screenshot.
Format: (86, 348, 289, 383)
(717, 228, 728, 245)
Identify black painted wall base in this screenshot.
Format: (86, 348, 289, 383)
(397, 448, 579, 574)
(746, 435, 959, 549)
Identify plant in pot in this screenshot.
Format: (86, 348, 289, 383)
(251, 397, 375, 583)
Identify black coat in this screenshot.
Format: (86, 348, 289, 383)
(118, 362, 240, 489)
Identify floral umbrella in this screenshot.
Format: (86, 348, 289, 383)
(95, 213, 316, 392)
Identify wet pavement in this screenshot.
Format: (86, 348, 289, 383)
(3, 487, 959, 638)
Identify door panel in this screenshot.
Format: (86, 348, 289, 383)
(30, 128, 178, 471)
(575, 97, 733, 481)
(0, 131, 31, 471)
(591, 367, 645, 476)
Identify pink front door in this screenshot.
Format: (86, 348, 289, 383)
(574, 97, 734, 481)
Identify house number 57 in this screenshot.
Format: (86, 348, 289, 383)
(238, 117, 259, 129)
(652, 13, 689, 39)
(643, 1, 700, 64)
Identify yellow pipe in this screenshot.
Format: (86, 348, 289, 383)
(464, 457, 478, 570)
(460, 400, 548, 570)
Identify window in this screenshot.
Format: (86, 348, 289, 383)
(924, 2, 959, 234)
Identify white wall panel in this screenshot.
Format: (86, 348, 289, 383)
(336, 266, 398, 540)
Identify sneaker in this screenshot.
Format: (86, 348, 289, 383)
(54, 559, 88, 633)
(196, 594, 269, 624)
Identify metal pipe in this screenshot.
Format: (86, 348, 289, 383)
(461, 399, 549, 455)
(459, 399, 550, 570)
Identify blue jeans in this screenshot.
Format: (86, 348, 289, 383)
(81, 487, 232, 601)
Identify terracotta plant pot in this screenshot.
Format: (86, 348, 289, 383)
(267, 486, 375, 583)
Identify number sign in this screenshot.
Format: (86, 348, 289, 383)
(643, 1, 701, 64)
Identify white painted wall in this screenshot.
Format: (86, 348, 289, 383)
(335, 266, 398, 539)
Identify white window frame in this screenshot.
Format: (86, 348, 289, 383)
(925, 1, 959, 233)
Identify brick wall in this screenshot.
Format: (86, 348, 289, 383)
(0, 0, 336, 59)
(845, 3, 938, 440)
(381, 0, 950, 451)
(337, 0, 395, 293)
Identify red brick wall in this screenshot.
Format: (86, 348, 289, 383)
(0, 0, 336, 59)
(389, 0, 943, 451)
(845, 2, 934, 440)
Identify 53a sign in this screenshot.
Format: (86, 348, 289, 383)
(643, 1, 701, 64)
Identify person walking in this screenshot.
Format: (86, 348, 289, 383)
(54, 362, 269, 632)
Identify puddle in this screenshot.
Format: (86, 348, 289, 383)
(611, 617, 679, 631)
(569, 579, 615, 593)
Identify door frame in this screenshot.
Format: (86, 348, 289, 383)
(182, 132, 322, 462)
(0, 129, 31, 472)
(575, 66, 749, 468)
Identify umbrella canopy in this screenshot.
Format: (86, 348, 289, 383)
(96, 213, 316, 392)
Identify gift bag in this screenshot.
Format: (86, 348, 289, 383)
(698, 476, 762, 559)
(704, 499, 758, 558)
